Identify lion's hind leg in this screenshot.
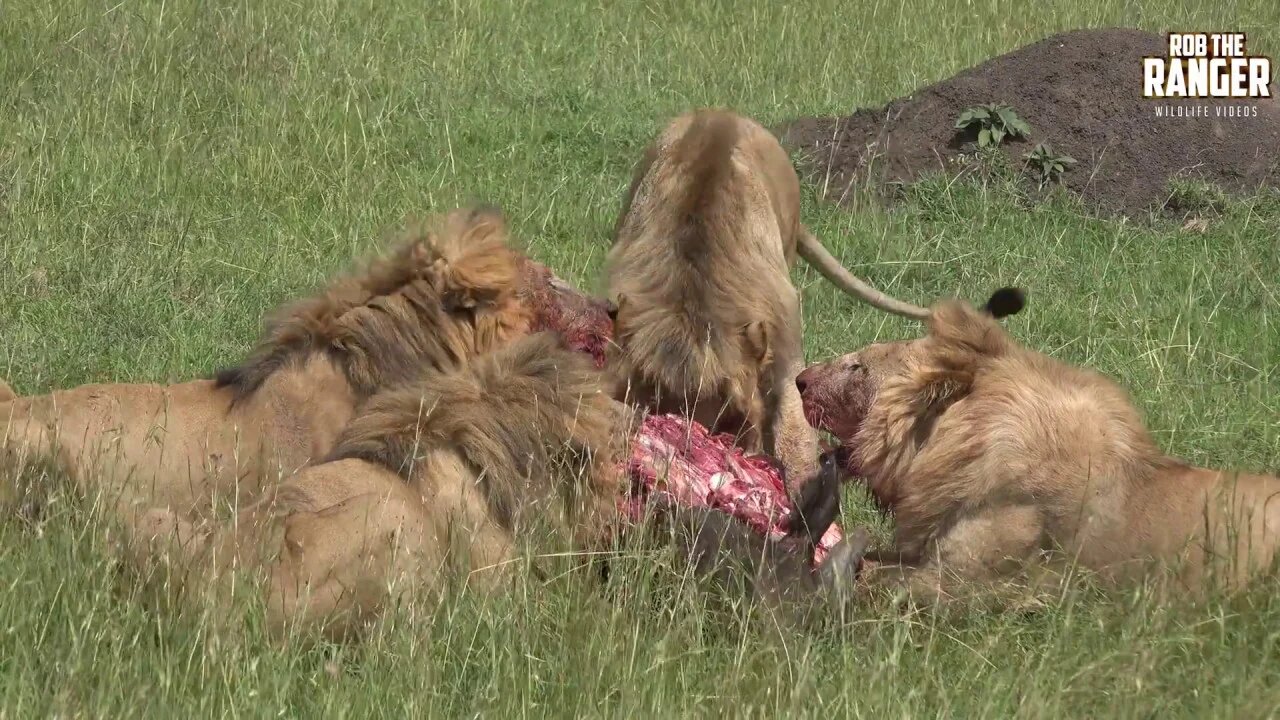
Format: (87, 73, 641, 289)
(767, 377, 823, 495)
(123, 458, 439, 640)
(747, 352, 822, 495)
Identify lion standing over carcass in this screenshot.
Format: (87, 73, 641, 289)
(605, 109, 932, 494)
(796, 290, 1280, 598)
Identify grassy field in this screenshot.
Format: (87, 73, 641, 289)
(2, 0, 1279, 716)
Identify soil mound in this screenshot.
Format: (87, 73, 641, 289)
(781, 28, 1280, 217)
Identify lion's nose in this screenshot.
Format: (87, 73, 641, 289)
(795, 370, 812, 394)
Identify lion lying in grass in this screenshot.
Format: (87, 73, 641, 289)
(136, 332, 629, 639)
(1, 208, 534, 525)
(796, 290, 1280, 599)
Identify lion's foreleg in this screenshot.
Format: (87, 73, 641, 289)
(868, 504, 1045, 603)
(766, 356, 823, 496)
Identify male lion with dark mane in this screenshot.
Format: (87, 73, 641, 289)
(1, 208, 534, 526)
(135, 332, 629, 639)
(796, 290, 1280, 599)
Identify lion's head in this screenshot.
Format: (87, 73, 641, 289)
(214, 206, 533, 403)
(796, 339, 920, 459)
(797, 288, 1026, 503)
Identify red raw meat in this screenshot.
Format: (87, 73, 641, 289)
(516, 261, 842, 565)
(621, 414, 844, 565)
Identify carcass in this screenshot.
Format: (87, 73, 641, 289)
(520, 259, 844, 564)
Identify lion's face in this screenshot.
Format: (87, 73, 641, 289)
(796, 339, 921, 471)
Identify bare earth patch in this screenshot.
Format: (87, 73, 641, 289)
(781, 28, 1280, 217)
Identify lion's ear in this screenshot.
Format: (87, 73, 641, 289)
(887, 365, 974, 421)
(918, 368, 973, 409)
(926, 299, 1012, 358)
(606, 294, 624, 323)
(741, 321, 773, 366)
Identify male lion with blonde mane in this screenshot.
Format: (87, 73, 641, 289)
(796, 289, 1280, 599)
(1, 208, 534, 526)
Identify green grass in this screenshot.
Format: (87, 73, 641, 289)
(2, 0, 1279, 716)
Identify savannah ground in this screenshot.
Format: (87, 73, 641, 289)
(1, 0, 1278, 716)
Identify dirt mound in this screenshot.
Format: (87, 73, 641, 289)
(781, 28, 1280, 217)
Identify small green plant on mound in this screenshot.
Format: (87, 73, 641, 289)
(1024, 142, 1077, 189)
(954, 103, 1032, 148)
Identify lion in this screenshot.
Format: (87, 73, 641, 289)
(605, 109, 931, 494)
(1, 207, 534, 526)
(795, 289, 1280, 599)
(133, 332, 629, 639)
